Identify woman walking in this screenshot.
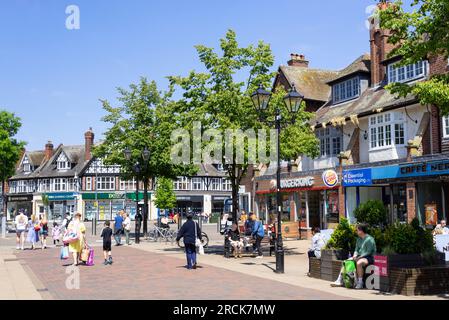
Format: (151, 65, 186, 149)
(15, 210, 28, 250)
(67, 213, 86, 266)
(123, 212, 131, 245)
(26, 214, 40, 250)
(176, 212, 202, 270)
(39, 214, 49, 250)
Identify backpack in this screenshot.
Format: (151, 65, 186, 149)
(342, 260, 356, 289)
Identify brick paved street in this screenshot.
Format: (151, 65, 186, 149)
(16, 246, 345, 300)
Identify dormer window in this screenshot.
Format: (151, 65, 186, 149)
(22, 156, 32, 173)
(387, 60, 427, 84)
(56, 152, 71, 171)
(332, 77, 360, 104)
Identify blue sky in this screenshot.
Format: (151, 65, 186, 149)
(0, 0, 405, 150)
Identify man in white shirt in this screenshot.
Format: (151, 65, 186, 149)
(15, 210, 28, 250)
(441, 220, 449, 235)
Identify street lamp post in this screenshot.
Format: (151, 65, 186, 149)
(251, 83, 304, 274)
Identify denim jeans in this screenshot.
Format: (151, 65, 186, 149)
(185, 243, 197, 269)
(114, 229, 122, 245)
(124, 229, 130, 245)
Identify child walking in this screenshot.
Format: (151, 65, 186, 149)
(51, 222, 61, 246)
(101, 220, 113, 265)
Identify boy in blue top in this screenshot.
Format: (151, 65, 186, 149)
(114, 211, 124, 246)
(250, 212, 265, 259)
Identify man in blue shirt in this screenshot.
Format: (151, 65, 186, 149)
(114, 211, 124, 246)
(250, 213, 265, 259)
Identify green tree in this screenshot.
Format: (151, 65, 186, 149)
(154, 177, 177, 211)
(0, 110, 26, 216)
(380, 0, 449, 114)
(354, 200, 388, 227)
(95, 78, 196, 234)
(169, 30, 318, 223)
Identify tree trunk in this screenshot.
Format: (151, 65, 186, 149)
(232, 180, 239, 225)
(1, 180, 6, 218)
(143, 178, 149, 236)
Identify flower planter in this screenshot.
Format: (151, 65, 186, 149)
(375, 253, 445, 293)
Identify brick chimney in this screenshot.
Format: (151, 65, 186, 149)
(287, 53, 309, 68)
(45, 141, 54, 161)
(84, 127, 95, 161)
(369, 1, 395, 86)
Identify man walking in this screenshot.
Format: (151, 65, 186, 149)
(135, 209, 142, 244)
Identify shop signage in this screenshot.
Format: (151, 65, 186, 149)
(372, 159, 449, 180)
(342, 168, 372, 187)
(435, 235, 449, 262)
(374, 255, 388, 276)
(7, 195, 33, 202)
(322, 169, 339, 188)
(46, 193, 77, 201)
(82, 193, 126, 200)
(280, 177, 314, 189)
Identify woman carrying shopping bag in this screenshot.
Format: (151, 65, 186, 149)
(66, 213, 86, 266)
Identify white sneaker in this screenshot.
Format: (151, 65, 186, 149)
(16, 246, 20, 250)
(255, 256, 263, 259)
(330, 280, 343, 287)
(355, 282, 364, 289)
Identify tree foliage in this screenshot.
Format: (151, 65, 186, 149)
(154, 177, 177, 210)
(168, 30, 318, 219)
(0, 110, 26, 182)
(94, 78, 196, 181)
(354, 200, 388, 227)
(380, 0, 449, 114)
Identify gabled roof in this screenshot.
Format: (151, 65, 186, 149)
(195, 164, 228, 177)
(25, 151, 46, 167)
(10, 151, 46, 180)
(279, 66, 339, 102)
(326, 54, 371, 84)
(37, 145, 89, 178)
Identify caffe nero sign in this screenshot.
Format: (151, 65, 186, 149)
(400, 161, 449, 176)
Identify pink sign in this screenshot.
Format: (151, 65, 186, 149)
(374, 255, 388, 276)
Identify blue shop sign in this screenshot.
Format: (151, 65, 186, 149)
(343, 168, 372, 187)
(47, 192, 77, 201)
(372, 159, 449, 180)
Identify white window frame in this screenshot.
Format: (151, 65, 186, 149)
(369, 112, 406, 150)
(332, 76, 360, 104)
(222, 178, 232, 191)
(97, 177, 115, 191)
(85, 177, 92, 191)
(210, 178, 221, 191)
(191, 177, 203, 191)
(119, 178, 136, 191)
(387, 60, 428, 84)
(316, 127, 342, 158)
(443, 116, 449, 138)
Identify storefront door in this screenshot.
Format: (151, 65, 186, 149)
(391, 184, 407, 223)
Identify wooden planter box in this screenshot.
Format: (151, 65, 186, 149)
(389, 266, 449, 296)
(281, 221, 300, 240)
(309, 257, 321, 279)
(320, 249, 346, 281)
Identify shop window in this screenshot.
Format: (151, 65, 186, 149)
(369, 112, 405, 150)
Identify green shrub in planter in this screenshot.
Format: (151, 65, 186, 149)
(354, 200, 388, 226)
(325, 218, 357, 253)
(384, 218, 434, 255)
(369, 227, 386, 254)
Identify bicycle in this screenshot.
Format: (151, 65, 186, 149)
(177, 231, 209, 249)
(148, 225, 176, 243)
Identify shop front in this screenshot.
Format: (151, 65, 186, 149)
(255, 168, 341, 237)
(82, 192, 152, 221)
(343, 157, 449, 226)
(6, 194, 33, 220)
(175, 195, 204, 217)
(34, 192, 79, 221)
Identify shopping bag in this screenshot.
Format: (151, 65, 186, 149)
(81, 247, 90, 262)
(342, 260, 356, 289)
(63, 230, 79, 244)
(60, 246, 69, 260)
(86, 248, 94, 266)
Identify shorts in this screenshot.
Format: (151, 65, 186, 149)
(103, 242, 112, 251)
(16, 229, 25, 236)
(39, 229, 48, 237)
(360, 255, 374, 265)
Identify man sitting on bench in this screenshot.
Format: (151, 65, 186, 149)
(331, 223, 376, 289)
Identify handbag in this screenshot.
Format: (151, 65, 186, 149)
(60, 246, 69, 260)
(194, 222, 205, 255)
(342, 259, 356, 289)
(34, 223, 41, 232)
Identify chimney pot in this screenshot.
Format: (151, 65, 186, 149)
(287, 53, 309, 68)
(45, 141, 54, 161)
(84, 128, 95, 161)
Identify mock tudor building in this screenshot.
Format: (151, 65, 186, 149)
(254, 3, 449, 238)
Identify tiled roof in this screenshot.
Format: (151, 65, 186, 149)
(314, 86, 417, 126)
(327, 54, 371, 84)
(10, 151, 46, 180)
(279, 66, 339, 102)
(37, 145, 89, 178)
(27, 151, 46, 167)
(196, 164, 228, 177)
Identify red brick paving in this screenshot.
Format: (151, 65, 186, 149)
(16, 246, 344, 300)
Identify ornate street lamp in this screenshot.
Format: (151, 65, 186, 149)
(251, 83, 304, 274)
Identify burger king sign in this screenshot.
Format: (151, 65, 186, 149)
(322, 169, 339, 188)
